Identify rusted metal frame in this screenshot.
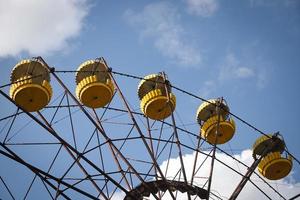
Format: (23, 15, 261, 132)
(33, 144, 65, 199)
(129, 167, 134, 190)
(46, 144, 64, 175)
(191, 136, 202, 185)
(0, 90, 129, 198)
(146, 117, 156, 162)
(91, 113, 161, 199)
(108, 167, 132, 200)
(171, 85, 300, 167)
(56, 97, 280, 199)
(49, 92, 66, 125)
(55, 182, 62, 199)
(159, 118, 284, 199)
(58, 175, 95, 195)
(289, 193, 300, 200)
(54, 109, 139, 198)
(143, 132, 176, 180)
(217, 148, 285, 199)
(206, 98, 222, 200)
(93, 124, 137, 193)
(92, 109, 132, 190)
(154, 118, 165, 159)
(95, 129, 110, 197)
(194, 148, 213, 184)
(103, 59, 177, 200)
(0, 146, 76, 200)
(0, 109, 24, 122)
(58, 174, 111, 195)
(3, 108, 19, 143)
(170, 111, 190, 187)
(208, 192, 223, 200)
(175, 170, 182, 198)
(24, 174, 38, 199)
(174, 110, 196, 147)
(146, 117, 162, 198)
(0, 146, 92, 200)
(162, 72, 191, 200)
(177, 142, 273, 200)
(0, 176, 15, 200)
(24, 144, 63, 200)
(81, 134, 140, 157)
(60, 176, 106, 181)
(40, 179, 56, 200)
(132, 128, 174, 183)
(99, 91, 117, 120)
(164, 132, 175, 177)
(229, 136, 283, 200)
(65, 93, 77, 150)
(37, 111, 109, 199)
(6, 142, 60, 146)
(38, 57, 162, 199)
(147, 136, 273, 199)
(160, 166, 182, 199)
(128, 130, 177, 198)
(38, 57, 160, 200)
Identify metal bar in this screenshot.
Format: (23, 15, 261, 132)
(23, 174, 37, 199)
(5, 142, 60, 146)
(3, 108, 19, 143)
(146, 118, 163, 198)
(92, 109, 132, 190)
(37, 111, 108, 200)
(49, 92, 66, 125)
(206, 98, 223, 200)
(0, 146, 73, 200)
(95, 130, 110, 197)
(103, 58, 177, 200)
(40, 178, 56, 200)
(0, 89, 129, 197)
(162, 72, 191, 200)
(229, 135, 282, 200)
(191, 136, 201, 185)
(0, 110, 24, 122)
(65, 93, 77, 150)
(0, 176, 15, 200)
(289, 193, 300, 200)
(176, 139, 274, 200)
(36, 57, 154, 199)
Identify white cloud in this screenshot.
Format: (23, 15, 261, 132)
(111, 191, 125, 200)
(219, 53, 255, 81)
(156, 149, 300, 199)
(218, 52, 268, 89)
(185, 0, 219, 17)
(110, 150, 300, 199)
(124, 2, 201, 67)
(0, 0, 89, 57)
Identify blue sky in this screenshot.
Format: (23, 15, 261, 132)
(0, 0, 300, 199)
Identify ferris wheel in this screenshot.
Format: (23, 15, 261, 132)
(0, 57, 298, 200)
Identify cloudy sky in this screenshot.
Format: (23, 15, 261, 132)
(0, 0, 300, 199)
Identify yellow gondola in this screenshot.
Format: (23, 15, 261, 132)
(9, 59, 52, 112)
(258, 152, 292, 180)
(201, 115, 235, 144)
(252, 134, 285, 158)
(75, 59, 114, 108)
(253, 135, 293, 180)
(196, 99, 229, 124)
(138, 74, 175, 120)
